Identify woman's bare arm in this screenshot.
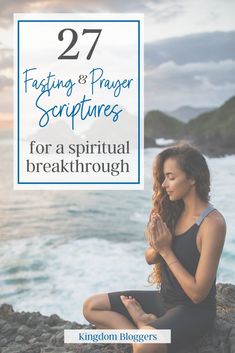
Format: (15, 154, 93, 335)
(161, 212, 226, 304)
(145, 246, 161, 264)
(145, 220, 161, 264)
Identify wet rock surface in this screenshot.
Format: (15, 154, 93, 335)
(0, 283, 234, 353)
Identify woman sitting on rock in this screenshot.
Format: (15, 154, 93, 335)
(83, 143, 226, 353)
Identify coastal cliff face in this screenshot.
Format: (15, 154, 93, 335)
(0, 283, 234, 353)
(144, 96, 235, 157)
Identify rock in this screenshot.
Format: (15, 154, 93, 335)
(1, 323, 17, 336)
(31, 326, 43, 337)
(0, 319, 6, 328)
(49, 334, 57, 346)
(47, 314, 64, 326)
(144, 136, 156, 148)
(0, 304, 14, 319)
(17, 325, 29, 336)
(15, 335, 25, 343)
(0, 283, 234, 353)
(40, 333, 52, 341)
(40, 348, 66, 353)
(55, 331, 64, 346)
(1, 343, 28, 353)
(28, 337, 38, 344)
(27, 315, 40, 328)
(15, 312, 31, 325)
(0, 337, 8, 346)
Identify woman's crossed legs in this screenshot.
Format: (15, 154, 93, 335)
(83, 290, 167, 353)
(83, 290, 215, 353)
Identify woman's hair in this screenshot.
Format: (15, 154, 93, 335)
(146, 142, 211, 285)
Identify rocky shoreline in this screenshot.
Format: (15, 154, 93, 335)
(144, 136, 235, 158)
(0, 283, 234, 353)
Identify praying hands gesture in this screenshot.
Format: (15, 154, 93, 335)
(146, 212, 173, 257)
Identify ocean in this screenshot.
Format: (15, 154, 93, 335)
(0, 129, 234, 323)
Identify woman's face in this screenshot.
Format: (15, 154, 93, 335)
(161, 157, 195, 201)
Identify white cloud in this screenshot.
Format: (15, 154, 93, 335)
(1, 0, 235, 41)
(0, 0, 235, 117)
(145, 31, 235, 66)
(145, 0, 235, 41)
(145, 60, 235, 110)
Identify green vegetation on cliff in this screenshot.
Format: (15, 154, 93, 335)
(144, 110, 185, 141)
(144, 96, 235, 155)
(187, 96, 235, 148)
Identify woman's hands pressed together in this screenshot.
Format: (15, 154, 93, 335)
(147, 212, 173, 257)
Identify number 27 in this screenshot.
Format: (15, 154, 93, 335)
(58, 28, 102, 60)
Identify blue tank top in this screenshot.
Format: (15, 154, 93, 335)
(160, 203, 216, 308)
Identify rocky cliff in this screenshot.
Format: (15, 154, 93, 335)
(144, 96, 235, 156)
(0, 283, 234, 353)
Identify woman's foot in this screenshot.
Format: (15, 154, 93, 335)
(120, 295, 157, 328)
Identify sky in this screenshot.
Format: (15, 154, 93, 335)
(0, 0, 235, 124)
